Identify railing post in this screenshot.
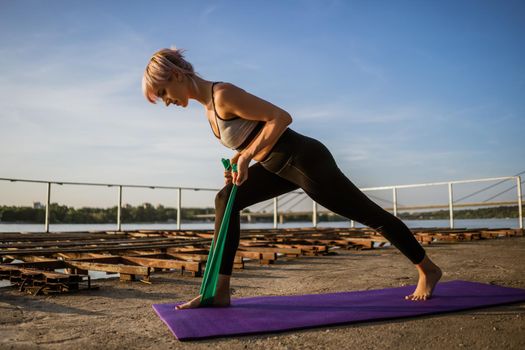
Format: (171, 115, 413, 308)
(45, 182, 51, 233)
(517, 176, 523, 229)
(117, 185, 122, 231)
(392, 187, 398, 216)
(273, 197, 278, 229)
(448, 182, 454, 229)
(312, 200, 317, 227)
(177, 188, 182, 230)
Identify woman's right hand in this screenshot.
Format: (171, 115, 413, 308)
(224, 169, 233, 185)
(225, 152, 241, 185)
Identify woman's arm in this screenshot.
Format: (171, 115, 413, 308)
(214, 83, 293, 161)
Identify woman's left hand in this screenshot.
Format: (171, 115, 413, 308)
(231, 152, 250, 186)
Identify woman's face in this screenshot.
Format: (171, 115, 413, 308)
(154, 73, 189, 108)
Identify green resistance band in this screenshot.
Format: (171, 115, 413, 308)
(199, 158, 238, 306)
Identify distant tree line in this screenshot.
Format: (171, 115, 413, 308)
(0, 203, 522, 224)
(0, 203, 215, 224)
(397, 205, 523, 220)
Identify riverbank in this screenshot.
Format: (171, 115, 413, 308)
(1, 236, 524, 349)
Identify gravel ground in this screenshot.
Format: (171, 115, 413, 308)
(1, 236, 524, 349)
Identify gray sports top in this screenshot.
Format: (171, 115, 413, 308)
(210, 82, 264, 151)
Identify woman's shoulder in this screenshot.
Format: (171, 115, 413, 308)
(214, 81, 244, 97)
(213, 82, 246, 119)
(214, 81, 290, 123)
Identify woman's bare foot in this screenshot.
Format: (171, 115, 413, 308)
(175, 274, 232, 310)
(174, 293, 231, 310)
(405, 254, 443, 301)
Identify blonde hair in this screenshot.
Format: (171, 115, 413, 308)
(142, 47, 200, 103)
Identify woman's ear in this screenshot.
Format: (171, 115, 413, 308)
(169, 69, 183, 83)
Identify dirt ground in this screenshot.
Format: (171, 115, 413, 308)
(1, 236, 524, 350)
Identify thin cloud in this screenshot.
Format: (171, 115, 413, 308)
(232, 60, 262, 71)
(350, 56, 387, 83)
(198, 5, 219, 23)
(292, 101, 421, 124)
(0, 19, 224, 192)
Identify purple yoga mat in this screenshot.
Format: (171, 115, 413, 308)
(152, 280, 525, 341)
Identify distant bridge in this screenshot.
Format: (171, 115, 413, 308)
(194, 200, 520, 223)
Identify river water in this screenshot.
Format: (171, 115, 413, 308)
(0, 218, 522, 233)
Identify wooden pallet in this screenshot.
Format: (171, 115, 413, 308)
(0, 262, 97, 295)
(1, 227, 522, 295)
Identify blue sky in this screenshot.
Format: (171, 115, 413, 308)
(0, 0, 524, 209)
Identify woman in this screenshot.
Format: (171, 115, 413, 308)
(142, 47, 442, 310)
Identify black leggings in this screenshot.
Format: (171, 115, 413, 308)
(214, 128, 426, 275)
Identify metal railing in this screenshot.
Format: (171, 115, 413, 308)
(0, 175, 522, 232)
(357, 175, 522, 230)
